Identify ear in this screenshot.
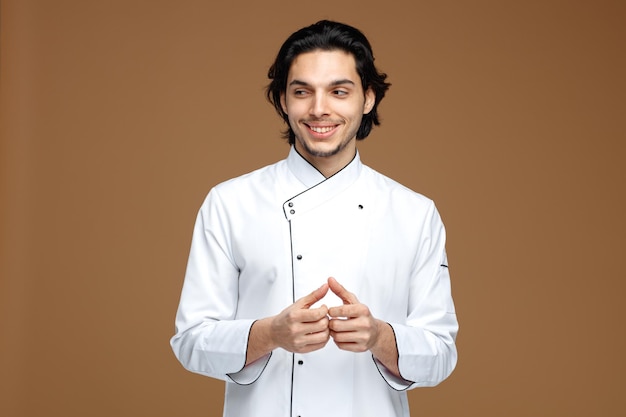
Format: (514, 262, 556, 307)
(280, 92, 288, 115)
(363, 88, 375, 115)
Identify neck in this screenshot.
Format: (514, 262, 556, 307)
(295, 147, 356, 178)
(294, 140, 357, 178)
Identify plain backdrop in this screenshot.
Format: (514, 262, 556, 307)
(1, 0, 624, 416)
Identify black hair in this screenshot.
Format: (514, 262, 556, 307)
(266, 20, 391, 144)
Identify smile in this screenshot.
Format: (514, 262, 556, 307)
(309, 125, 335, 133)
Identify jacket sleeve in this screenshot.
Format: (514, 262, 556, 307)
(376, 201, 458, 390)
(170, 188, 270, 384)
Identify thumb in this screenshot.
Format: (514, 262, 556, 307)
(327, 277, 358, 304)
(296, 283, 329, 309)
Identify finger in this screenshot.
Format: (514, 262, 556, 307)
(296, 283, 329, 309)
(327, 277, 359, 304)
(328, 304, 356, 319)
(329, 328, 354, 342)
(297, 340, 330, 354)
(332, 340, 365, 353)
(328, 317, 349, 332)
(303, 315, 330, 333)
(294, 326, 330, 352)
(299, 305, 330, 323)
(328, 302, 369, 319)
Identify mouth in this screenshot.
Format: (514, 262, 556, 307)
(304, 123, 339, 137)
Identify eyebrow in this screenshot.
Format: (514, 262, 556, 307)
(288, 79, 356, 87)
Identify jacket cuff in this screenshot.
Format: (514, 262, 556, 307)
(226, 352, 272, 385)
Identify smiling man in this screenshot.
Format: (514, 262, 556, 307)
(282, 49, 375, 176)
(171, 20, 458, 417)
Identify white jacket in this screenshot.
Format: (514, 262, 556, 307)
(171, 147, 458, 417)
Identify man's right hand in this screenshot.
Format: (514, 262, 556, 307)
(246, 283, 330, 365)
(270, 283, 331, 353)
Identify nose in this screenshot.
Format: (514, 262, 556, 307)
(310, 93, 330, 118)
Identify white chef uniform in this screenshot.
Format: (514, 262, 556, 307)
(171, 147, 458, 417)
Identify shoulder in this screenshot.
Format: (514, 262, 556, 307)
(212, 158, 285, 194)
(360, 164, 435, 209)
(195, 158, 287, 212)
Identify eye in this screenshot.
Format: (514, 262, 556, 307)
(332, 89, 349, 97)
(293, 89, 309, 97)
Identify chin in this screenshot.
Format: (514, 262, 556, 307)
(305, 143, 342, 158)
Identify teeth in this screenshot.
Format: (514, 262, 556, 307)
(310, 126, 334, 133)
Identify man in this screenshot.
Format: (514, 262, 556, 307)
(171, 20, 458, 417)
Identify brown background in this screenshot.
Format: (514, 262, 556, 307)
(1, 0, 624, 416)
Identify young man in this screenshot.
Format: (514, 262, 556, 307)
(171, 20, 458, 417)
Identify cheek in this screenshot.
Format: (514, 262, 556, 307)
(346, 106, 367, 123)
(284, 100, 307, 119)
(286, 112, 303, 131)
(338, 100, 366, 119)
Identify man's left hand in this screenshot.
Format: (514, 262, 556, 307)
(327, 277, 382, 352)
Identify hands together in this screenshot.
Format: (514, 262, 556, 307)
(247, 277, 400, 377)
(270, 277, 382, 354)
(246, 278, 401, 377)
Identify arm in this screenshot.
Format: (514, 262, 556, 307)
(171, 189, 335, 383)
(170, 190, 254, 382)
(327, 202, 458, 388)
(389, 203, 458, 388)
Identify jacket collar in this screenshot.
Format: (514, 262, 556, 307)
(286, 146, 362, 188)
(283, 146, 363, 220)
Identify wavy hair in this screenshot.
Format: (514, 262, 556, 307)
(266, 20, 391, 144)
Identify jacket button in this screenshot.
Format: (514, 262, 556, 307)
(290, 209, 295, 214)
(298, 360, 304, 365)
(296, 254, 302, 260)
(288, 202, 294, 207)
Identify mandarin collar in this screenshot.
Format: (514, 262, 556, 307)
(286, 146, 362, 188)
(283, 146, 363, 220)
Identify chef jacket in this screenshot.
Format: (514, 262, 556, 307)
(171, 147, 458, 417)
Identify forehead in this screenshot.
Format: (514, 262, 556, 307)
(288, 49, 360, 84)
